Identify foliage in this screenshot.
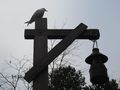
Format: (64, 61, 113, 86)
(49, 65, 86, 90)
(83, 79, 120, 90)
(103, 79, 120, 90)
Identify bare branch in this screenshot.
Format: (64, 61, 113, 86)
(0, 73, 14, 87)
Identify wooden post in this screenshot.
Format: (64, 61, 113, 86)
(33, 18, 48, 90)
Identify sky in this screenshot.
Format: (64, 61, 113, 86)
(0, 0, 120, 84)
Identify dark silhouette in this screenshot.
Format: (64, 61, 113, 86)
(103, 79, 120, 90)
(25, 8, 47, 26)
(49, 66, 86, 90)
(85, 48, 109, 84)
(83, 79, 120, 90)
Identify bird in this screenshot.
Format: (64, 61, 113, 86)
(25, 8, 47, 26)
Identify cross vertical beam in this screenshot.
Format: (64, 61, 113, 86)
(33, 18, 48, 90)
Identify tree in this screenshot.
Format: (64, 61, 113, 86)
(48, 21, 83, 71)
(0, 56, 33, 90)
(49, 65, 86, 90)
(103, 79, 120, 90)
(83, 79, 120, 90)
(83, 85, 95, 90)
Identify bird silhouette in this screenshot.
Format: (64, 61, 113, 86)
(25, 8, 47, 26)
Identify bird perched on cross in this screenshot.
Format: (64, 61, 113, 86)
(25, 8, 48, 26)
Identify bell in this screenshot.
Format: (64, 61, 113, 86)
(85, 48, 109, 84)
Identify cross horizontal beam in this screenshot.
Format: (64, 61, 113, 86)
(25, 29, 100, 40)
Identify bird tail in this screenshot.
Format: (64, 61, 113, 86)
(24, 21, 29, 26)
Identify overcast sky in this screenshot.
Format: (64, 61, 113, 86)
(0, 0, 120, 84)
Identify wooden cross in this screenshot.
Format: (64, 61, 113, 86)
(24, 18, 100, 90)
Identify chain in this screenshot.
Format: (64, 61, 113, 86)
(92, 40, 98, 49)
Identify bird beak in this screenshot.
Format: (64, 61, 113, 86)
(46, 10, 48, 12)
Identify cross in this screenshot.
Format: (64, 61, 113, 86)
(24, 18, 100, 90)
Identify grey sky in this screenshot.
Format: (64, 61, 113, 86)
(0, 0, 120, 84)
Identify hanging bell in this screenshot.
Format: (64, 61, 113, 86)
(85, 48, 109, 84)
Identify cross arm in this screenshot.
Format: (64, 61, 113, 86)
(25, 29, 100, 40)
